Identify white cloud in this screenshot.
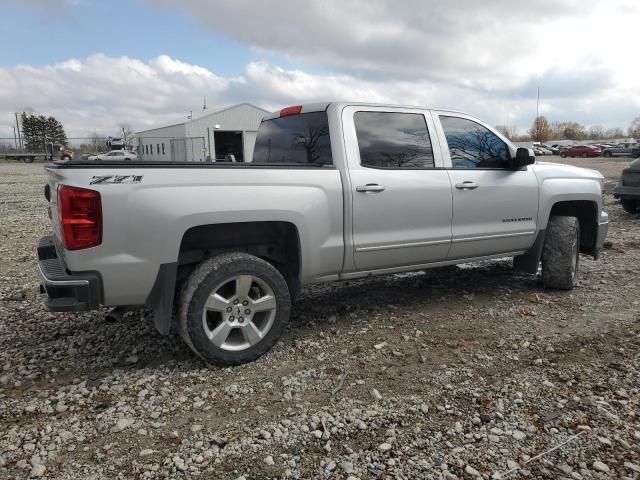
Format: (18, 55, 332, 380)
(146, 0, 639, 86)
(0, 52, 638, 142)
(1, 1, 639, 141)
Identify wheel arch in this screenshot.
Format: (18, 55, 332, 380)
(146, 221, 302, 336)
(177, 221, 302, 292)
(547, 200, 599, 255)
(517, 197, 600, 274)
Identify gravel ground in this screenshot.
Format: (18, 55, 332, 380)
(0, 157, 639, 480)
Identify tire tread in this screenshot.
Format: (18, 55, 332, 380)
(542, 216, 579, 290)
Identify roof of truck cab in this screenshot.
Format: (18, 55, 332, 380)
(261, 102, 472, 121)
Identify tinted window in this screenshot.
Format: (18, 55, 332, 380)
(354, 112, 434, 168)
(440, 116, 510, 169)
(253, 112, 332, 165)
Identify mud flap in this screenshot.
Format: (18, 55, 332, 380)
(513, 230, 546, 274)
(145, 263, 178, 335)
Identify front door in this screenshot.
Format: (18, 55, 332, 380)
(434, 113, 539, 259)
(343, 107, 453, 271)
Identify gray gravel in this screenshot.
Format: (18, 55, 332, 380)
(0, 158, 639, 479)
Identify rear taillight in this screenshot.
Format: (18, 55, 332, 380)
(58, 185, 102, 250)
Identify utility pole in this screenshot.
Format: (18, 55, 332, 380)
(14, 112, 23, 150)
(12, 126, 17, 150)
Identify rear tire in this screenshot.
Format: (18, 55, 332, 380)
(621, 199, 638, 214)
(542, 216, 580, 290)
(178, 252, 291, 365)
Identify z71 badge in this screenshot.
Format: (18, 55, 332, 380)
(90, 175, 143, 185)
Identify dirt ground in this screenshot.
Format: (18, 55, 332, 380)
(0, 157, 638, 480)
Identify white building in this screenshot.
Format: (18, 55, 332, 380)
(134, 103, 270, 162)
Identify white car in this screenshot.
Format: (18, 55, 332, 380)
(88, 150, 138, 161)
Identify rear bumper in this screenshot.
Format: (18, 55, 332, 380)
(37, 236, 102, 312)
(614, 183, 640, 199)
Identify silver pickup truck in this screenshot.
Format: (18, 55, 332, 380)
(37, 102, 609, 365)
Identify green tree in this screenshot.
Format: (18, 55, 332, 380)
(529, 116, 552, 142)
(20, 112, 68, 151)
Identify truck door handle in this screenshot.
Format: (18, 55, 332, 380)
(356, 184, 386, 193)
(455, 181, 479, 190)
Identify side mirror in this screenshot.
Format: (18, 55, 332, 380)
(512, 147, 536, 169)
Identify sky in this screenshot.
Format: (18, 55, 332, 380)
(0, 0, 639, 139)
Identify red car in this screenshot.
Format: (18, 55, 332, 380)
(560, 145, 602, 158)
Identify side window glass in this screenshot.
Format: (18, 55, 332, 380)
(354, 112, 434, 169)
(440, 116, 510, 169)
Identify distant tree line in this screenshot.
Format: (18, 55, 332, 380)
(496, 116, 640, 143)
(20, 113, 68, 151)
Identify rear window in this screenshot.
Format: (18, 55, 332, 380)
(252, 112, 332, 165)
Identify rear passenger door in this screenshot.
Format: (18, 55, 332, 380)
(433, 113, 539, 260)
(343, 107, 453, 271)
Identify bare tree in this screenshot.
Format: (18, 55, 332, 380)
(119, 123, 135, 145)
(628, 117, 640, 139)
(588, 125, 605, 140)
(494, 125, 517, 140)
(447, 128, 509, 168)
(291, 126, 330, 164)
(551, 121, 565, 140)
(88, 131, 107, 154)
(605, 127, 625, 140)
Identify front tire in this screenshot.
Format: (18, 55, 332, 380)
(621, 199, 638, 214)
(604, 151, 612, 158)
(560, 152, 567, 158)
(542, 216, 580, 290)
(178, 252, 291, 365)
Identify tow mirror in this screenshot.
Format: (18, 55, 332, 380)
(512, 147, 536, 169)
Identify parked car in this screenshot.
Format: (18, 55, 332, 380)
(88, 150, 138, 161)
(37, 102, 609, 365)
(592, 143, 615, 150)
(614, 157, 640, 213)
(560, 145, 602, 158)
(531, 146, 546, 156)
(536, 145, 554, 155)
(602, 143, 640, 158)
(539, 144, 559, 155)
